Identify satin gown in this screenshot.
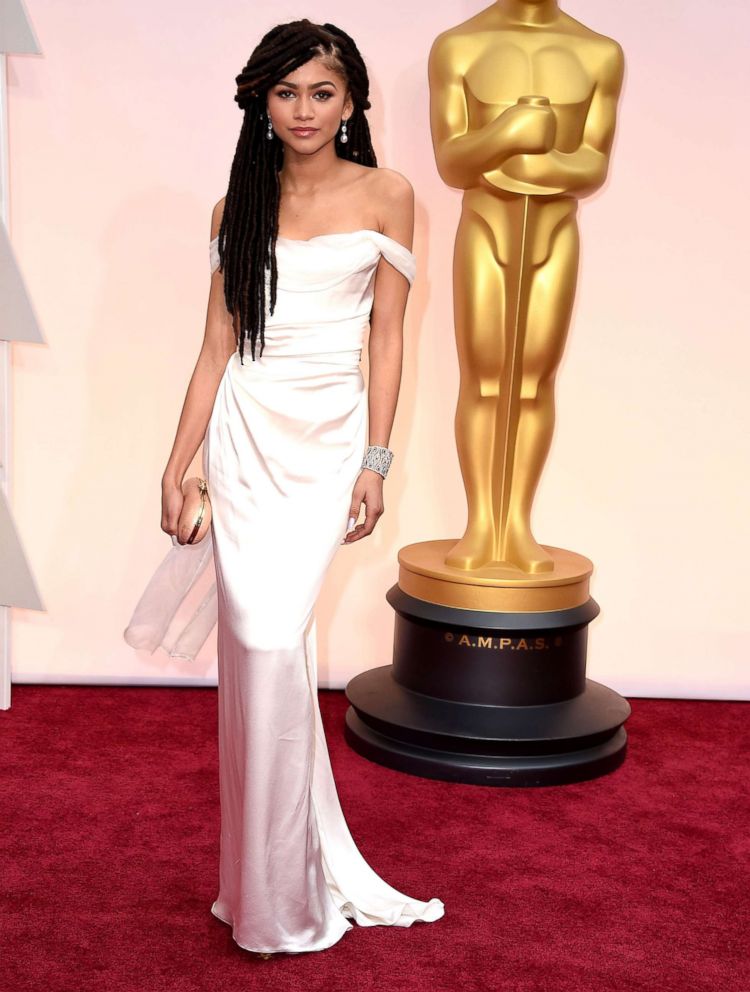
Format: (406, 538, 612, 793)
(124, 228, 444, 954)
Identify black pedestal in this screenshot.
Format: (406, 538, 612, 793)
(344, 585, 631, 787)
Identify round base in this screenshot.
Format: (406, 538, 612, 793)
(345, 666, 630, 787)
(398, 540, 594, 612)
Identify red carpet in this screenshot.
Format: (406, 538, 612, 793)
(1, 687, 747, 992)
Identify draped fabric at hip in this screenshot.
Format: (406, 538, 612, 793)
(124, 229, 444, 954)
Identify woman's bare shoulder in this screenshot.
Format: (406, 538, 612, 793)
(370, 166, 414, 202)
(369, 168, 414, 239)
(345, 161, 413, 200)
(210, 197, 226, 240)
(366, 168, 414, 246)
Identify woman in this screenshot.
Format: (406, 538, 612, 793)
(125, 19, 444, 955)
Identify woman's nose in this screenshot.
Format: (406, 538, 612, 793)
(295, 98, 314, 120)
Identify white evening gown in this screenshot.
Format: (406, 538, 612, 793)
(124, 228, 444, 954)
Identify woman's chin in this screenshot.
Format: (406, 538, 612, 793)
(283, 135, 334, 155)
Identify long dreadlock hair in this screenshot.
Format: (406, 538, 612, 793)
(216, 19, 378, 364)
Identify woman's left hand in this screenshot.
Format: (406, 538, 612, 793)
(343, 469, 384, 543)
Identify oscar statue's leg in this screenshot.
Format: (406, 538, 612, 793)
(445, 205, 507, 570)
(504, 214, 580, 572)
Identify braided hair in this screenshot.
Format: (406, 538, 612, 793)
(216, 20, 378, 364)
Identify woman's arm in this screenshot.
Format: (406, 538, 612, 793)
(160, 198, 236, 538)
(367, 171, 414, 449)
(344, 170, 414, 544)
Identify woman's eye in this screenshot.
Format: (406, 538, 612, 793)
(314, 91, 334, 100)
(277, 90, 294, 99)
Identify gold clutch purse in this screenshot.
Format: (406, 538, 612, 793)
(177, 476, 211, 545)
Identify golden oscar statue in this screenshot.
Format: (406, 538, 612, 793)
(345, 1, 631, 786)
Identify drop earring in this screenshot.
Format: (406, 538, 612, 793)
(266, 114, 274, 141)
(339, 118, 348, 144)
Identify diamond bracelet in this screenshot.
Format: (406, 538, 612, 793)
(361, 444, 394, 479)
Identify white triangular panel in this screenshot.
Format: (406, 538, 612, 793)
(0, 221, 44, 343)
(0, 0, 41, 55)
(0, 484, 43, 609)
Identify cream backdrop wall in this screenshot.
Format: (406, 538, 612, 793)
(7, 0, 749, 697)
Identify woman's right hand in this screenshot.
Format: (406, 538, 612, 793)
(161, 476, 184, 541)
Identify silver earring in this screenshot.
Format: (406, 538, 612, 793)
(339, 119, 348, 144)
(266, 114, 274, 141)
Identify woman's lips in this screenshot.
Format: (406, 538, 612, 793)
(290, 128, 318, 136)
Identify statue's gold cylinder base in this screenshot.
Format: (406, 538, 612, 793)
(398, 539, 595, 612)
(344, 540, 631, 787)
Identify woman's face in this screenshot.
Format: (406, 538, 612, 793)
(266, 57, 353, 154)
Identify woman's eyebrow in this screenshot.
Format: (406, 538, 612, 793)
(275, 80, 338, 89)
